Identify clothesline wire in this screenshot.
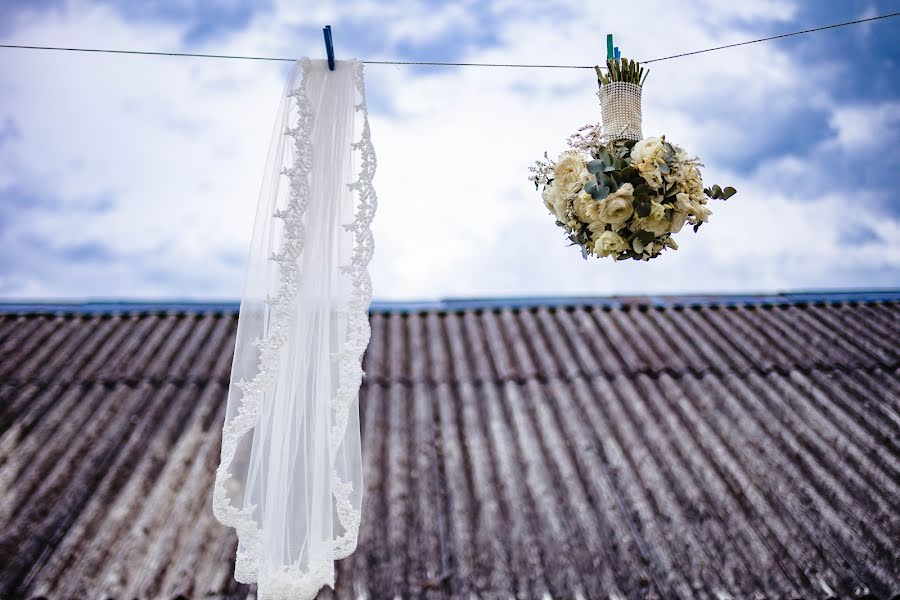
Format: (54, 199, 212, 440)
(0, 11, 897, 69)
(641, 10, 900, 63)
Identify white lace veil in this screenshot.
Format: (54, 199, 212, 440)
(212, 58, 375, 600)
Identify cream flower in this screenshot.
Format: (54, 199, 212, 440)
(593, 230, 628, 257)
(574, 191, 603, 223)
(638, 165, 664, 190)
(631, 139, 668, 190)
(664, 162, 687, 186)
(633, 199, 670, 236)
(553, 152, 591, 195)
(630, 137, 666, 165)
(596, 183, 635, 225)
(669, 192, 690, 233)
(542, 184, 568, 223)
(587, 220, 608, 237)
(681, 165, 704, 196)
(688, 198, 712, 223)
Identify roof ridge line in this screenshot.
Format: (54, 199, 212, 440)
(0, 290, 898, 315)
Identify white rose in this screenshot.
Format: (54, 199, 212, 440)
(629, 137, 665, 165)
(594, 230, 628, 257)
(574, 191, 603, 223)
(670, 210, 688, 233)
(553, 152, 591, 195)
(542, 184, 568, 223)
(596, 183, 635, 225)
(688, 199, 712, 223)
(670, 192, 690, 233)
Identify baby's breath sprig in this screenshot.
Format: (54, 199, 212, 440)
(528, 151, 556, 190)
(594, 56, 649, 88)
(567, 122, 604, 156)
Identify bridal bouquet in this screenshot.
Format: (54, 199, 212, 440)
(529, 57, 736, 261)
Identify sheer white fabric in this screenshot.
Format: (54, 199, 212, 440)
(212, 58, 376, 600)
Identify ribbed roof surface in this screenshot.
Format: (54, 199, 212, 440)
(0, 293, 898, 599)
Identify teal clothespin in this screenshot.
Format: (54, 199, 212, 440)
(606, 34, 614, 61)
(323, 25, 335, 71)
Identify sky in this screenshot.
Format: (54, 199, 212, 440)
(1, 0, 899, 301)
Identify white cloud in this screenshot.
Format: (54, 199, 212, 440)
(828, 100, 900, 152)
(1, 0, 898, 300)
(856, 4, 881, 39)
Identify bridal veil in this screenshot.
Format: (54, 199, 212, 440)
(212, 58, 375, 600)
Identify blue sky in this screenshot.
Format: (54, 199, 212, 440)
(1, 0, 899, 300)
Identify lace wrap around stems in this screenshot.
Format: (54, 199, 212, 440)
(212, 58, 376, 600)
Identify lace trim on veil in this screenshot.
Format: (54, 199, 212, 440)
(211, 58, 375, 598)
(330, 60, 377, 559)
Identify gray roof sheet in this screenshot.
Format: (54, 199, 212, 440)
(0, 293, 898, 599)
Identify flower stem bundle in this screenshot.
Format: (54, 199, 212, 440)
(595, 57, 649, 88)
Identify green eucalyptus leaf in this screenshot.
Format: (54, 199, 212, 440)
(584, 181, 598, 196)
(607, 170, 619, 186)
(712, 184, 723, 198)
(634, 184, 651, 202)
(722, 186, 737, 199)
(587, 159, 605, 174)
(634, 199, 651, 218)
(657, 161, 670, 174)
(592, 185, 610, 200)
(620, 166, 637, 181)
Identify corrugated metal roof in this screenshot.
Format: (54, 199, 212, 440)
(0, 293, 898, 599)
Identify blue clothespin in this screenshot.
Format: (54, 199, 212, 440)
(614, 46, 621, 59)
(323, 25, 335, 71)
